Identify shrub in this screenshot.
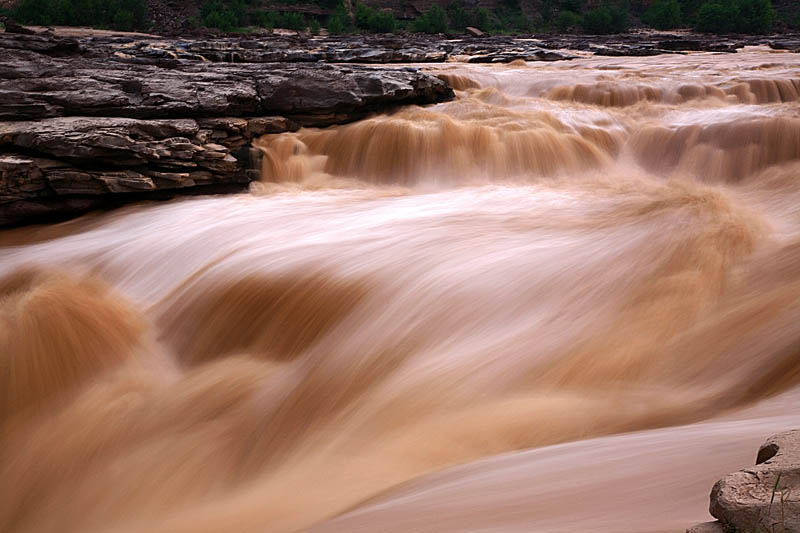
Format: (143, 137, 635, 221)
(556, 10, 581, 31)
(735, 0, 774, 33)
(309, 18, 321, 33)
(695, 0, 774, 33)
(327, 2, 352, 33)
(413, 4, 448, 33)
(493, 5, 533, 32)
(355, 2, 397, 33)
(281, 11, 307, 30)
(472, 7, 491, 29)
(446, 1, 469, 29)
(12, 0, 149, 30)
(581, 3, 629, 33)
(201, 0, 243, 30)
(695, 0, 738, 32)
(643, 0, 682, 28)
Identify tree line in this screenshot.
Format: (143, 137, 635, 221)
(2, 0, 793, 35)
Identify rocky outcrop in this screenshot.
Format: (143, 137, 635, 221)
(0, 116, 292, 224)
(0, 32, 453, 226)
(688, 430, 800, 533)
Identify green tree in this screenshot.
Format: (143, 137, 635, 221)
(643, 0, 682, 28)
(582, 3, 629, 33)
(695, 0, 739, 32)
(413, 4, 448, 33)
(735, 0, 774, 32)
(556, 9, 581, 31)
(12, 0, 149, 30)
(355, 2, 397, 32)
(327, 2, 352, 33)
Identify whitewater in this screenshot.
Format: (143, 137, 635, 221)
(1, 48, 800, 532)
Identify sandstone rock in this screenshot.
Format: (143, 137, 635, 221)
(0, 36, 453, 124)
(0, 116, 272, 224)
(0, 32, 455, 225)
(685, 521, 726, 533)
(689, 430, 800, 533)
(466, 27, 485, 38)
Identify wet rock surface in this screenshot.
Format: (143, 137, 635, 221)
(0, 32, 453, 226)
(2, 28, 799, 226)
(688, 430, 800, 533)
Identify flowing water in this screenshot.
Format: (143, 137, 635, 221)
(2, 48, 800, 532)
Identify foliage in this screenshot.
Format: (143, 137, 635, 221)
(12, 0, 149, 30)
(309, 18, 321, 33)
(560, 0, 582, 13)
(492, 5, 534, 33)
(446, 3, 492, 31)
(734, 0, 774, 33)
(695, 0, 774, 33)
(412, 4, 448, 33)
(326, 2, 352, 33)
(643, 0, 682, 29)
(355, 2, 397, 33)
(556, 10, 581, 31)
(251, 9, 309, 31)
(202, 0, 252, 31)
(581, 3, 629, 33)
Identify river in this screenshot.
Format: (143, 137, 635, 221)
(1, 47, 799, 532)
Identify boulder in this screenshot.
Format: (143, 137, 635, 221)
(466, 27, 485, 38)
(688, 430, 800, 533)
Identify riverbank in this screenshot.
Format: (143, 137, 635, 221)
(1, 27, 799, 226)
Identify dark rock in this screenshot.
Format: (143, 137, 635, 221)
(0, 36, 453, 124)
(0, 16, 36, 35)
(0, 32, 454, 226)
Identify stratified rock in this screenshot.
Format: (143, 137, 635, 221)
(0, 37, 453, 124)
(0, 32, 454, 225)
(688, 430, 800, 533)
(0, 116, 293, 224)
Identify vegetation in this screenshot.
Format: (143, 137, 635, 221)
(446, 2, 491, 31)
(695, 0, 774, 33)
(581, 3, 630, 34)
(355, 3, 397, 33)
(642, 0, 682, 29)
(412, 4, 448, 33)
(5, 0, 785, 36)
(11, 0, 150, 31)
(555, 9, 581, 31)
(326, 3, 352, 33)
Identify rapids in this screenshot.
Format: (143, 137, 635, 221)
(2, 48, 800, 532)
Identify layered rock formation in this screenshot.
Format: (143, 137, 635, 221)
(0, 32, 453, 225)
(688, 430, 800, 533)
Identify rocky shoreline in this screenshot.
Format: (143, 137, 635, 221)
(688, 430, 800, 532)
(1, 29, 799, 226)
(0, 32, 454, 225)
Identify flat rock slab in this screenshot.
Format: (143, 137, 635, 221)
(0, 32, 454, 226)
(0, 37, 453, 123)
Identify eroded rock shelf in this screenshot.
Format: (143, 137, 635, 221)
(0, 32, 454, 226)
